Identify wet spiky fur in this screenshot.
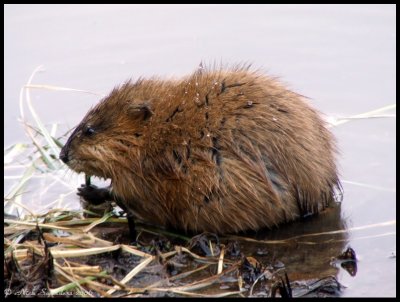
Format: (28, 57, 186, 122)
(61, 65, 341, 234)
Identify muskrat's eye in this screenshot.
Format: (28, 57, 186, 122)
(84, 126, 95, 136)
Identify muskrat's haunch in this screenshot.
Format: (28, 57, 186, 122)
(60, 65, 342, 234)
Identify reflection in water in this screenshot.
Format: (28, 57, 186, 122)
(331, 247, 358, 277)
(231, 202, 350, 283)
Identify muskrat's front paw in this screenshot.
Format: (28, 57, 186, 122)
(77, 184, 111, 205)
(78, 184, 114, 217)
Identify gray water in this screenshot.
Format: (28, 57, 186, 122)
(4, 4, 396, 297)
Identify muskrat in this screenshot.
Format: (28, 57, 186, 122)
(60, 65, 342, 235)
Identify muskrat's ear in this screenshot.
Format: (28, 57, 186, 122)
(127, 102, 154, 121)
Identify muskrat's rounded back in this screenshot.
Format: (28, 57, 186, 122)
(60, 65, 341, 234)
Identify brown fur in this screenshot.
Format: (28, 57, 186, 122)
(60, 65, 341, 234)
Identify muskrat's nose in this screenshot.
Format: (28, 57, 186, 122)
(59, 147, 69, 164)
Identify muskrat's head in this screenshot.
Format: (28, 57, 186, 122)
(59, 81, 154, 180)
